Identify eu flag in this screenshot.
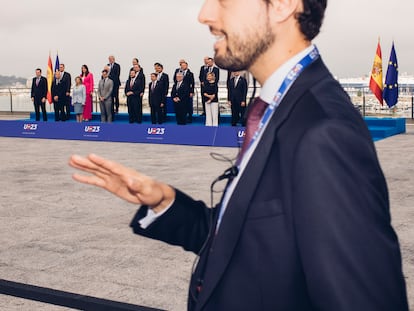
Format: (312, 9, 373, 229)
(54, 54, 60, 73)
(383, 43, 398, 108)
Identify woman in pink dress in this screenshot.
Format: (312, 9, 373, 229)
(80, 65, 94, 121)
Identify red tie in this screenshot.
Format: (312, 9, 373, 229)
(240, 97, 268, 158)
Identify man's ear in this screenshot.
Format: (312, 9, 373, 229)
(267, 0, 302, 23)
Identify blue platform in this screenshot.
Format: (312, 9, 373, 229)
(0, 113, 406, 147)
(364, 117, 406, 141)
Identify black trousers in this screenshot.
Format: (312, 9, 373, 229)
(53, 100, 66, 121)
(127, 96, 142, 123)
(112, 85, 120, 113)
(174, 101, 187, 125)
(64, 96, 71, 120)
(231, 102, 246, 126)
(186, 96, 193, 122)
(33, 98, 47, 121)
(150, 104, 164, 124)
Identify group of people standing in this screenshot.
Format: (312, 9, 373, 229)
(30, 64, 94, 123)
(31, 54, 250, 126)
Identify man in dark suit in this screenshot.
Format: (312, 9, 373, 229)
(228, 71, 248, 126)
(30, 68, 48, 121)
(154, 63, 169, 122)
(125, 69, 141, 124)
(198, 56, 210, 116)
(51, 71, 67, 122)
(131, 64, 145, 123)
(108, 55, 121, 114)
(69, 0, 408, 310)
(59, 64, 71, 121)
(181, 62, 195, 123)
(148, 73, 164, 124)
(171, 72, 190, 125)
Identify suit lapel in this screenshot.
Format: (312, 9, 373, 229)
(196, 58, 330, 310)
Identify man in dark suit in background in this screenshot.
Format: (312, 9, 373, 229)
(170, 72, 190, 125)
(131, 64, 145, 123)
(154, 63, 169, 122)
(70, 0, 408, 310)
(31, 68, 48, 121)
(228, 71, 248, 126)
(59, 64, 71, 121)
(124, 69, 140, 124)
(51, 71, 67, 122)
(198, 56, 210, 115)
(108, 55, 121, 114)
(148, 73, 164, 124)
(173, 60, 195, 122)
(180, 62, 195, 123)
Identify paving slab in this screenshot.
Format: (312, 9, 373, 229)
(0, 125, 413, 310)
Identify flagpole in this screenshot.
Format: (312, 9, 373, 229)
(362, 87, 366, 116)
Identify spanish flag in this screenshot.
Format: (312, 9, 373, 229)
(369, 40, 383, 105)
(46, 53, 53, 104)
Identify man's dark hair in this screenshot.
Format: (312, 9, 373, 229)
(264, 0, 327, 41)
(154, 62, 163, 69)
(36, 68, 42, 73)
(296, 0, 327, 40)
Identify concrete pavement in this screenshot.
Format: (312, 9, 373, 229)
(0, 124, 413, 310)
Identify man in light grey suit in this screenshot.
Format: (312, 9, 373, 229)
(98, 69, 113, 122)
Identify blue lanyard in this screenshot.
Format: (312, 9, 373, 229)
(242, 46, 320, 158)
(216, 47, 320, 231)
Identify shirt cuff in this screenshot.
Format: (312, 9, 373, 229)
(138, 199, 175, 229)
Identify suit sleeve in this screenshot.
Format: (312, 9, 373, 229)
(140, 74, 146, 94)
(65, 74, 71, 93)
(214, 67, 220, 83)
(292, 120, 408, 311)
(163, 74, 169, 96)
(31, 79, 35, 98)
(130, 189, 212, 253)
(173, 69, 178, 83)
(42, 78, 48, 98)
(199, 66, 205, 82)
(189, 72, 195, 93)
(124, 80, 129, 95)
(241, 78, 247, 102)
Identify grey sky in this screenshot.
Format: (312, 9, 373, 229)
(1, 0, 413, 81)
